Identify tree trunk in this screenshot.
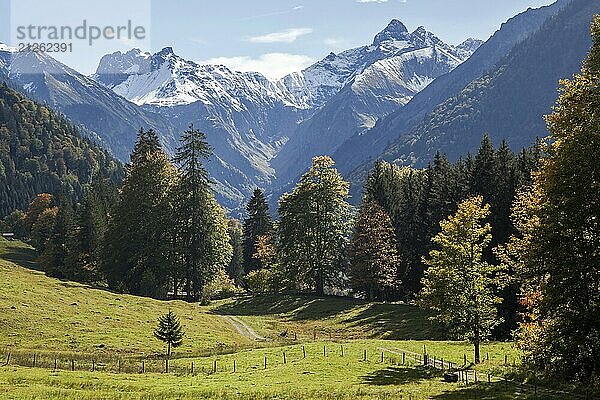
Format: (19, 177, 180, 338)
(185, 278, 192, 302)
(167, 341, 171, 358)
(474, 320, 481, 364)
(316, 268, 324, 296)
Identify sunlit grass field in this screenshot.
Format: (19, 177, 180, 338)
(0, 238, 578, 399)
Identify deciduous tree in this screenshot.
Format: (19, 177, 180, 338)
(278, 156, 350, 295)
(349, 200, 398, 301)
(420, 196, 505, 363)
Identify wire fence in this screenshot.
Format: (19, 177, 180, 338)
(0, 339, 589, 399)
(1, 344, 421, 375)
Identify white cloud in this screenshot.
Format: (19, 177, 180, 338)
(241, 5, 304, 21)
(200, 53, 315, 80)
(247, 28, 313, 43)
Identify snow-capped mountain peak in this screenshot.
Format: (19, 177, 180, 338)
(93, 46, 300, 108)
(373, 19, 410, 45)
(455, 38, 486, 59)
(88, 19, 483, 207)
(276, 20, 480, 109)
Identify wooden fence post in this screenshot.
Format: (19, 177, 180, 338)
(92, 360, 95, 372)
(363, 349, 367, 362)
(323, 345, 326, 357)
(213, 359, 217, 373)
(504, 354, 507, 365)
(302, 346, 306, 359)
(463, 354, 467, 366)
(5, 352, 10, 366)
(264, 356, 267, 369)
(233, 359, 236, 373)
(54, 358, 57, 371)
(381, 352, 384, 363)
(191, 361, 194, 374)
(71, 359, 74, 371)
(402, 352, 405, 365)
(142, 361, 145, 373)
(283, 352, 286, 364)
(340, 344, 344, 357)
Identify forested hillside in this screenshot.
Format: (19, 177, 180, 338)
(0, 84, 123, 217)
(379, 0, 599, 165)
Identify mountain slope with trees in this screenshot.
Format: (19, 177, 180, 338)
(0, 83, 122, 218)
(376, 0, 599, 167)
(334, 0, 568, 179)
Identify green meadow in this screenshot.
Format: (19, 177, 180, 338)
(0, 238, 575, 399)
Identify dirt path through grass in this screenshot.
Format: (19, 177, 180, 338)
(220, 315, 268, 341)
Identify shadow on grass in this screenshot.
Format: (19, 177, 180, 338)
(341, 303, 444, 340)
(213, 294, 364, 320)
(2, 246, 40, 271)
(430, 381, 568, 400)
(362, 366, 441, 386)
(213, 294, 446, 340)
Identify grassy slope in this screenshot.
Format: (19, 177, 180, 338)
(0, 238, 571, 399)
(0, 239, 251, 357)
(211, 294, 443, 341)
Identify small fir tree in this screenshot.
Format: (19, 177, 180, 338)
(154, 310, 184, 357)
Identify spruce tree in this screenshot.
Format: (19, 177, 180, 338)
(102, 129, 177, 298)
(78, 178, 117, 282)
(349, 200, 399, 301)
(172, 124, 232, 301)
(490, 140, 520, 338)
(227, 219, 245, 286)
(242, 188, 272, 273)
(278, 156, 351, 295)
(42, 193, 79, 280)
(472, 134, 496, 198)
(364, 161, 427, 298)
(154, 310, 184, 357)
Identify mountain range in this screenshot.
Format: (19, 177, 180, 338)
(0, 0, 596, 212)
(90, 20, 480, 208)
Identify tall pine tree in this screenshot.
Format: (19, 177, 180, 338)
(102, 128, 177, 298)
(172, 124, 231, 301)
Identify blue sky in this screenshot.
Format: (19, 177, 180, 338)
(1, 0, 556, 79)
